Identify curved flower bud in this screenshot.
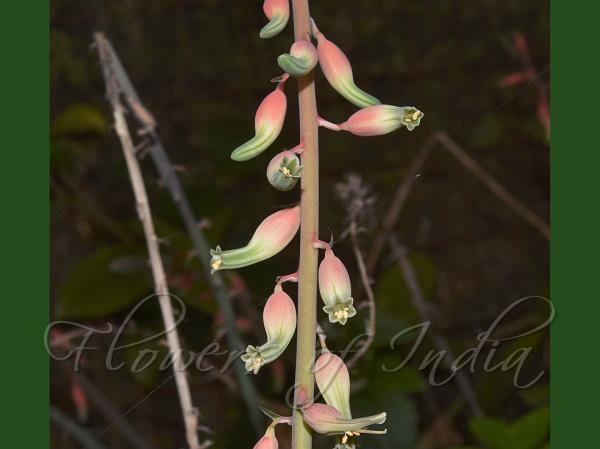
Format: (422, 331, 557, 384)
(278, 41, 319, 77)
(253, 426, 278, 449)
(301, 403, 387, 438)
(339, 105, 424, 136)
(231, 77, 288, 161)
(241, 284, 297, 374)
(318, 247, 357, 325)
(315, 30, 380, 108)
(315, 350, 351, 419)
(260, 0, 290, 39)
(266, 150, 303, 191)
(210, 206, 300, 273)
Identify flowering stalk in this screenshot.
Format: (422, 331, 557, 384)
(289, 2, 320, 449)
(213, 1, 424, 448)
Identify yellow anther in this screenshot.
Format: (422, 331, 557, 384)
(280, 167, 292, 177)
(352, 431, 360, 436)
(412, 110, 421, 120)
(211, 259, 222, 271)
(342, 434, 348, 444)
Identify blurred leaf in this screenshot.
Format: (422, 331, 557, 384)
(354, 389, 418, 449)
(373, 252, 437, 345)
(469, 407, 549, 449)
(56, 246, 151, 319)
(519, 384, 549, 408)
(470, 417, 511, 449)
(369, 360, 427, 394)
(507, 408, 549, 449)
(124, 330, 169, 390)
(474, 331, 545, 414)
(52, 104, 108, 136)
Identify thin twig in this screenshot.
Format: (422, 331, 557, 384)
(51, 406, 108, 449)
(345, 221, 376, 369)
(434, 131, 549, 240)
(366, 136, 436, 274)
(95, 33, 261, 434)
(390, 239, 483, 417)
(95, 32, 205, 449)
(74, 372, 156, 449)
(367, 130, 549, 275)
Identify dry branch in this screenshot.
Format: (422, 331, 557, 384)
(94, 33, 261, 433)
(95, 32, 207, 449)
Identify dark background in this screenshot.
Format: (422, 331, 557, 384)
(50, 1, 549, 448)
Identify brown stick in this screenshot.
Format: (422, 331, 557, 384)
(434, 131, 550, 240)
(290, 1, 319, 449)
(346, 221, 376, 369)
(393, 241, 483, 417)
(366, 136, 437, 274)
(95, 33, 206, 449)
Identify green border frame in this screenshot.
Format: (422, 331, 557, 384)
(551, 1, 599, 448)
(1, 1, 49, 448)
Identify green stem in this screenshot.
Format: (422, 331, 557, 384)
(290, 1, 319, 449)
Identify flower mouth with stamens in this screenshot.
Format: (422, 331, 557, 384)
(323, 301, 357, 326)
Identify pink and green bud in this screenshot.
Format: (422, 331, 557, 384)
(231, 76, 288, 161)
(260, 0, 290, 39)
(315, 350, 351, 419)
(210, 206, 300, 273)
(253, 426, 278, 449)
(315, 30, 380, 108)
(318, 247, 356, 325)
(241, 284, 296, 374)
(339, 105, 424, 136)
(278, 40, 319, 77)
(266, 150, 303, 191)
(301, 403, 387, 439)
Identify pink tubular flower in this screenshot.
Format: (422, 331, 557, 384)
(315, 29, 380, 108)
(301, 403, 387, 439)
(231, 76, 288, 161)
(315, 350, 351, 419)
(241, 284, 297, 374)
(318, 247, 356, 325)
(260, 0, 290, 39)
(253, 426, 278, 449)
(278, 40, 319, 77)
(339, 104, 424, 136)
(210, 205, 300, 273)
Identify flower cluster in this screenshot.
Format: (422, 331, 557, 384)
(210, 1, 423, 447)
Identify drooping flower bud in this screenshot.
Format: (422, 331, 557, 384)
(241, 284, 297, 374)
(301, 403, 387, 438)
(266, 150, 303, 191)
(339, 105, 424, 136)
(253, 426, 279, 449)
(278, 40, 319, 77)
(315, 30, 380, 108)
(318, 247, 357, 325)
(210, 206, 300, 273)
(315, 350, 351, 419)
(231, 76, 288, 161)
(260, 0, 290, 39)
